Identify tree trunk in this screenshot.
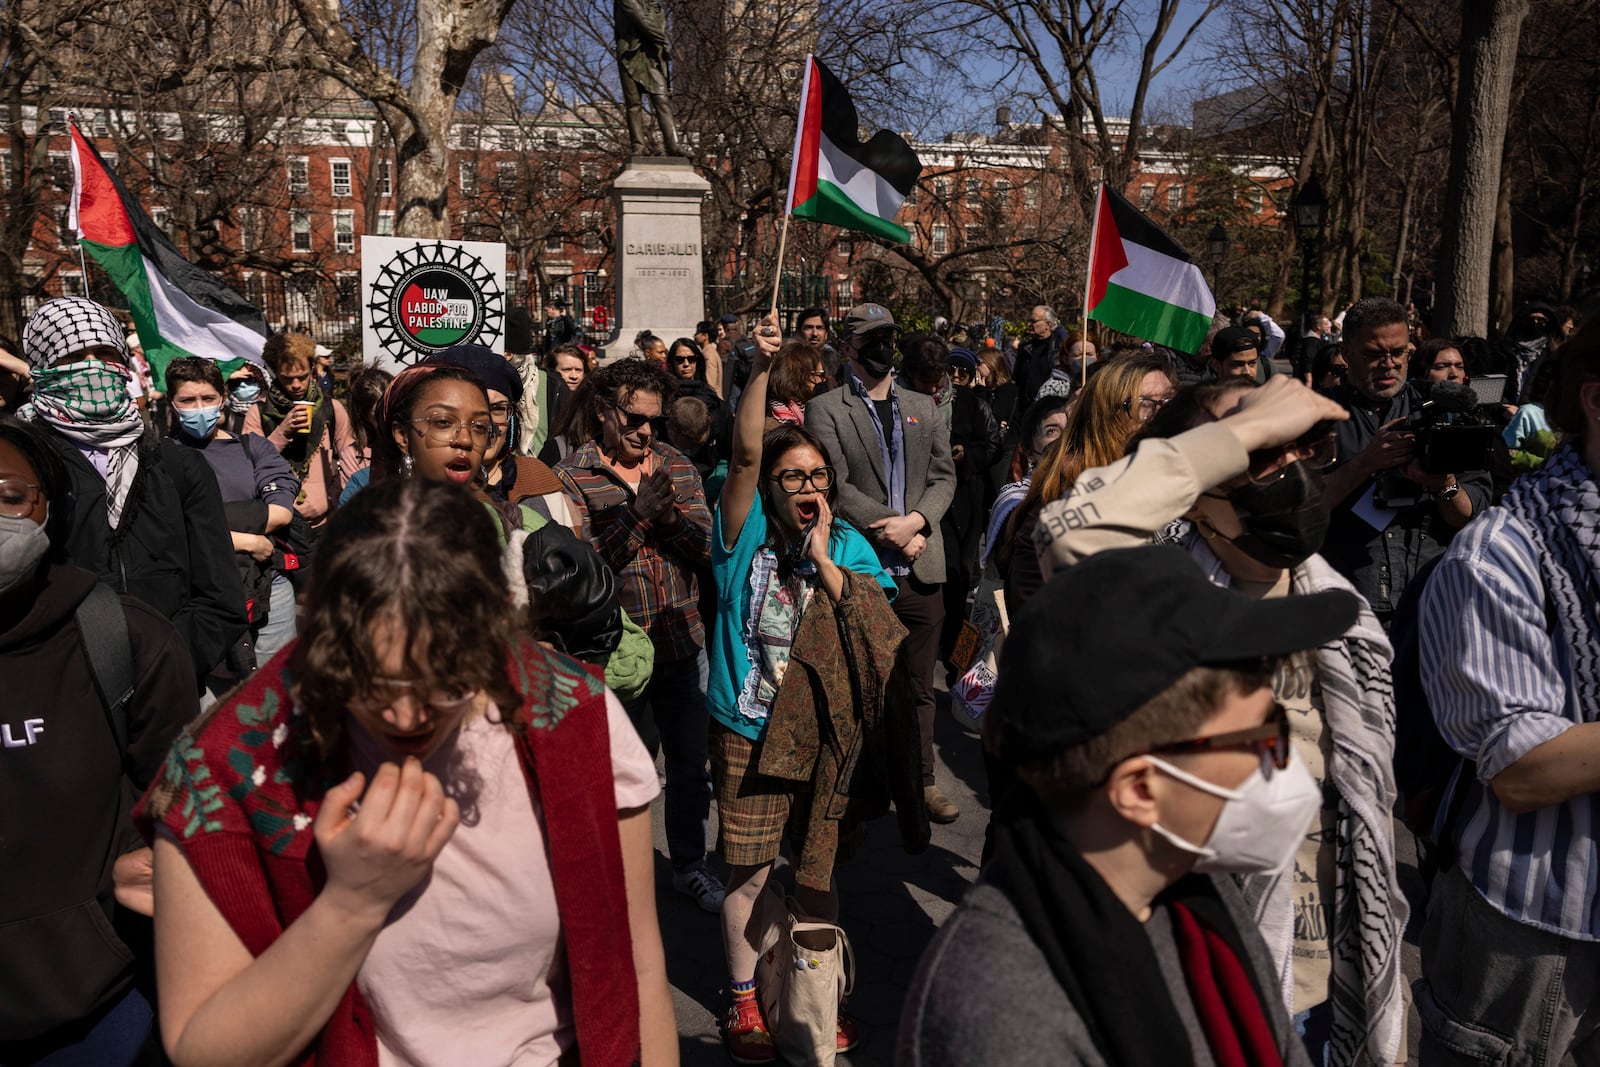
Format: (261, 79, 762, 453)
(1391, 163, 1416, 300)
(1433, 0, 1529, 337)
(1488, 152, 1515, 336)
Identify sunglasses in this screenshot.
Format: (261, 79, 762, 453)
(612, 403, 667, 434)
(1148, 702, 1291, 770)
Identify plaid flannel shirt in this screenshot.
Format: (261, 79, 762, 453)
(556, 439, 712, 662)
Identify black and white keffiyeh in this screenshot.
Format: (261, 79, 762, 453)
(22, 297, 130, 371)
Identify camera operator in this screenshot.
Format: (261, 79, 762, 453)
(1320, 298, 1492, 628)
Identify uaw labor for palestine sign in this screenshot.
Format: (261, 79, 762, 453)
(362, 237, 507, 370)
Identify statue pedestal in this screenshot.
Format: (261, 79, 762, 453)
(602, 157, 709, 363)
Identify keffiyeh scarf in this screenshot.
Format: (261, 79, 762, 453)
(1186, 538, 1408, 1067)
(25, 362, 144, 525)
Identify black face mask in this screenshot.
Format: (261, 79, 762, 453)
(1218, 461, 1329, 568)
(854, 337, 896, 378)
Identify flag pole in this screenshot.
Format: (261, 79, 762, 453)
(1081, 182, 1102, 389)
(768, 211, 792, 324)
(66, 115, 92, 290)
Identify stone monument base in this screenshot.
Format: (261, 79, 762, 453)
(601, 156, 710, 363)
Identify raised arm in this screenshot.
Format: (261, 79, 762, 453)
(719, 315, 780, 547)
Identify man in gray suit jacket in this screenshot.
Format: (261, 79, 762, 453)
(807, 303, 960, 822)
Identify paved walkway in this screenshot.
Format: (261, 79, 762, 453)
(650, 692, 987, 1066)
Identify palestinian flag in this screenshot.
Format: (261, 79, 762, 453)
(69, 118, 267, 378)
(785, 56, 921, 244)
(1084, 184, 1216, 354)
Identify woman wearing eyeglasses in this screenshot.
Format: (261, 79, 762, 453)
(138, 476, 677, 1067)
(999, 351, 1176, 615)
(710, 318, 906, 1064)
(1028, 376, 1409, 1067)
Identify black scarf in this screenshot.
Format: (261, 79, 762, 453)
(986, 789, 1281, 1066)
(262, 376, 324, 474)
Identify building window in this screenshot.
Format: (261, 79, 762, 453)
(837, 235, 852, 256)
(288, 157, 309, 194)
(49, 151, 70, 190)
(965, 177, 981, 206)
(837, 278, 854, 305)
(544, 169, 562, 199)
(582, 212, 602, 253)
(330, 159, 352, 197)
(459, 125, 479, 149)
(1167, 184, 1183, 211)
(934, 178, 949, 200)
(377, 160, 392, 198)
(497, 161, 517, 193)
(333, 210, 355, 252)
(54, 206, 73, 244)
(43, 108, 68, 133)
(580, 161, 599, 185)
(544, 129, 560, 150)
(291, 210, 312, 253)
(238, 207, 258, 251)
(1, 150, 11, 190)
(377, 211, 394, 236)
(151, 207, 172, 237)
(964, 224, 982, 248)
(334, 271, 360, 317)
(582, 128, 599, 149)
(93, 113, 110, 138)
(931, 224, 948, 255)
(545, 230, 564, 253)
(459, 161, 478, 197)
(1138, 183, 1155, 209)
(995, 180, 1011, 207)
(1024, 182, 1039, 209)
(60, 270, 86, 296)
(1249, 187, 1264, 213)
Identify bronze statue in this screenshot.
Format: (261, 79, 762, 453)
(614, 0, 682, 156)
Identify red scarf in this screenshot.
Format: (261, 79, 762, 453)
(136, 637, 639, 1067)
(1170, 901, 1285, 1067)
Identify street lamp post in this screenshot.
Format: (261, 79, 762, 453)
(1291, 176, 1328, 362)
(1207, 222, 1229, 307)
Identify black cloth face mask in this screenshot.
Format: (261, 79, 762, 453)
(1213, 460, 1329, 569)
(854, 337, 896, 378)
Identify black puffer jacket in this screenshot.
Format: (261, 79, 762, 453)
(0, 563, 196, 1041)
(46, 429, 246, 682)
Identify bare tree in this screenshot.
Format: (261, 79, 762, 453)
(1431, 0, 1529, 336)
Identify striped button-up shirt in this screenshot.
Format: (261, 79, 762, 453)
(556, 439, 712, 663)
(1420, 507, 1600, 940)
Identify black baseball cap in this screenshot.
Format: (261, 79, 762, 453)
(991, 546, 1358, 764)
(1211, 326, 1260, 358)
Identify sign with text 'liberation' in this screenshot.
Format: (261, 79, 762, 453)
(361, 236, 507, 370)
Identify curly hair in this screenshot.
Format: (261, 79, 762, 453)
(587, 357, 675, 418)
(371, 364, 489, 480)
(290, 477, 520, 759)
(263, 331, 317, 375)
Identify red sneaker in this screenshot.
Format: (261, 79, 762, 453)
(723, 996, 776, 1064)
(837, 1008, 860, 1052)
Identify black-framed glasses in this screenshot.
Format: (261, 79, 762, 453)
(1148, 702, 1291, 770)
(612, 403, 667, 434)
(0, 478, 42, 518)
(411, 415, 498, 446)
(769, 466, 835, 494)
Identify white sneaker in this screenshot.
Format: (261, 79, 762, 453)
(672, 861, 726, 913)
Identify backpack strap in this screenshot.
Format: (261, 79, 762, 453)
(75, 582, 134, 756)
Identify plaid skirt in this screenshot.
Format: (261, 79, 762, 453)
(710, 721, 856, 889)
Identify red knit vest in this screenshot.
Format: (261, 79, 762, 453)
(137, 636, 640, 1066)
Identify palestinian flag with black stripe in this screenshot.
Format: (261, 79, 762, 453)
(1085, 184, 1216, 355)
(69, 118, 267, 378)
(785, 56, 921, 244)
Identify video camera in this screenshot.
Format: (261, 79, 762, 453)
(1372, 381, 1496, 508)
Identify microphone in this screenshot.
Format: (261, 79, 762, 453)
(1423, 380, 1480, 414)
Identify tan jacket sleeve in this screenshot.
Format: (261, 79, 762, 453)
(1033, 422, 1249, 576)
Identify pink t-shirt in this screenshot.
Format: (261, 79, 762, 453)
(349, 691, 659, 1067)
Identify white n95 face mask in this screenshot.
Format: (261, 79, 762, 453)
(1145, 753, 1321, 875)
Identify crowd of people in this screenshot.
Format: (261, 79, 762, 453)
(0, 286, 1596, 1067)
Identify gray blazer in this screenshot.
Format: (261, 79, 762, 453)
(806, 381, 956, 584)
